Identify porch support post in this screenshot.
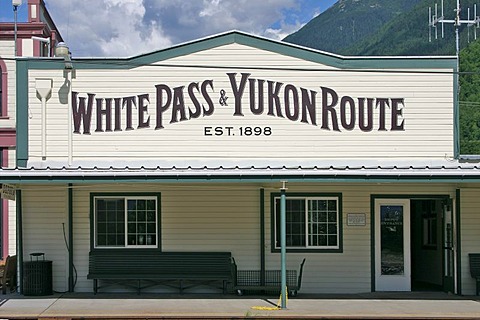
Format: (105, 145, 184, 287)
(455, 188, 462, 294)
(68, 183, 74, 292)
(260, 188, 265, 287)
(16, 189, 23, 294)
(280, 181, 287, 309)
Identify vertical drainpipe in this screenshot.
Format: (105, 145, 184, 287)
(16, 189, 23, 294)
(280, 181, 287, 309)
(68, 183, 73, 292)
(260, 188, 265, 287)
(455, 188, 462, 294)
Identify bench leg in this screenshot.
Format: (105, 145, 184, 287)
(93, 279, 98, 295)
(477, 278, 480, 296)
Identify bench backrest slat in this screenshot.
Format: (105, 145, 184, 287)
(469, 253, 480, 278)
(88, 251, 233, 278)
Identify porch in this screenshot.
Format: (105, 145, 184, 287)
(0, 291, 479, 319)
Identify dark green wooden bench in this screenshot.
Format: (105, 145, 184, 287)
(87, 250, 233, 294)
(469, 253, 480, 295)
(232, 258, 306, 296)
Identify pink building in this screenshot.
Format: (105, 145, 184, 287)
(0, 0, 63, 261)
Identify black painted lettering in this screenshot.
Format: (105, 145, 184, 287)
(301, 88, 316, 125)
(391, 98, 405, 131)
(201, 80, 214, 116)
(170, 86, 187, 124)
(122, 96, 136, 130)
(358, 98, 374, 132)
(155, 84, 171, 130)
(267, 80, 283, 118)
(320, 87, 339, 131)
(376, 98, 390, 131)
(249, 78, 264, 115)
(188, 82, 202, 119)
(340, 96, 355, 130)
(95, 97, 112, 132)
(284, 84, 299, 121)
(114, 97, 122, 131)
(227, 73, 249, 116)
(137, 94, 150, 129)
(72, 92, 94, 134)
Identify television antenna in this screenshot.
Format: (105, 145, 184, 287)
(429, 0, 480, 154)
(429, 0, 480, 72)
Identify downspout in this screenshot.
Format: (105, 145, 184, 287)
(16, 189, 23, 294)
(280, 181, 287, 309)
(35, 79, 53, 160)
(260, 188, 265, 287)
(455, 188, 462, 294)
(68, 183, 73, 291)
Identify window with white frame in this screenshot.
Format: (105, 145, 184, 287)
(94, 195, 159, 248)
(273, 194, 342, 251)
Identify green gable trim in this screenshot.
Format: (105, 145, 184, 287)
(454, 69, 460, 158)
(16, 60, 29, 168)
(22, 31, 456, 71)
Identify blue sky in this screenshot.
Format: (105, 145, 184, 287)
(0, 0, 337, 57)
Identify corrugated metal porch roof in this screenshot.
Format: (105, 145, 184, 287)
(2, 158, 480, 183)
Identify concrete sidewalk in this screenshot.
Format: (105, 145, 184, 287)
(1, 292, 480, 319)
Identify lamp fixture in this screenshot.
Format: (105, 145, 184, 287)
(55, 42, 73, 69)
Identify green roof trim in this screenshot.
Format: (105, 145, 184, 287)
(0, 173, 477, 184)
(21, 31, 457, 71)
(16, 60, 28, 168)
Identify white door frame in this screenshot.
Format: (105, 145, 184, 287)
(374, 199, 411, 291)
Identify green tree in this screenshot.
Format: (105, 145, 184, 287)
(459, 39, 480, 154)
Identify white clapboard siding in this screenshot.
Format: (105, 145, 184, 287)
(264, 183, 456, 293)
(459, 188, 480, 295)
(71, 184, 262, 292)
(22, 185, 68, 293)
(26, 43, 454, 165)
(54, 182, 460, 293)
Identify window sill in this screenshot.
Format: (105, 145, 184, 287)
(272, 248, 343, 253)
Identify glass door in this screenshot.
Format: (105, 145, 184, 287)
(375, 199, 411, 291)
(443, 199, 455, 293)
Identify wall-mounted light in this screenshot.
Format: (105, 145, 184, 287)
(55, 42, 73, 69)
(55, 42, 74, 166)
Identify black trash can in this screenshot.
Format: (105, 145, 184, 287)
(23, 253, 53, 296)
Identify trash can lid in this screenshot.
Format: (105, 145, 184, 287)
(30, 252, 44, 257)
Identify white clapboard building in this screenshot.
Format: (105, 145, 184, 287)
(3, 31, 480, 295)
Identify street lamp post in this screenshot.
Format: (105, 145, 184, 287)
(12, 0, 22, 57)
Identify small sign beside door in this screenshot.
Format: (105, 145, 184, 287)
(347, 213, 366, 226)
(1, 184, 16, 201)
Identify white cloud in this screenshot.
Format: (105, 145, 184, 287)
(45, 0, 308, 57)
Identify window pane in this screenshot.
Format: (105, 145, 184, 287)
(126, 198, 157, 247)
(307, 199, 339, 248)
(95, 198, 125, 247)
(147, 200, 155, 210)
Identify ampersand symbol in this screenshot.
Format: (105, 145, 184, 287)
(219, 89, 228, 106)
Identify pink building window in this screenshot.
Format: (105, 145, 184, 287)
(0, 60, 7, 118)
